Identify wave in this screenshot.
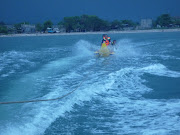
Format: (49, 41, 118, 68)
(1, 37, 180, 135)
(1, 60, 180, 135)
(0, 47, 67, 79)
(140, 64, 180, 78)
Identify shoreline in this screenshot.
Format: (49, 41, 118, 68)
(1, 28, 180, 37)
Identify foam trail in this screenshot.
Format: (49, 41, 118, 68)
(1, 56, 83, 103)
(0, 59, 100, 135)
(1, 34, 180, 135)
(0, 47, 65, 79)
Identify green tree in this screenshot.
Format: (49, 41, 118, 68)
(58, 21, 63, 26)
(14, 23, 21, 30)
(156, 14, 172, 27)
(86, 15, 101, 31)
(0, 25, 8, 34)
(36, 23, 43, 32)
(60, 15, 110, 32)
(172, 17, 180, 26)
(111, 20, 122, 30)
(0, 21, 8, 34)
(62, 16, 80, 32)
(43, 20, 53, 31)
(121, 20, 135, 27)
(100, 20, 110, 31)
(62, 17, 73, 32)
(14, 23, 22, 33)
(79, 14, 89, 31)
(58, 15, 138, 32)
(71, 16, 81, 31)
(80, 15, 109, 31)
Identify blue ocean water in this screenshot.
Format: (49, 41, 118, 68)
(0, 32, 180, 135)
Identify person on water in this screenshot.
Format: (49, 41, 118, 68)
(102, 34, 111, 46)
(110, 40, 117, 51)
(111, 40, 116, 45)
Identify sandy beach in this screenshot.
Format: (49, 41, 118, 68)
(0, 28, 180, 37)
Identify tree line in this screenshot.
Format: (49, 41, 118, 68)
(59, 15, 138, 32)
(35, 15, 137, 32)
(0, 14, 180, 34)
(155, 14, 180, 27)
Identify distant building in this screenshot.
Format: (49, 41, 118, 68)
(140, 19, 152, 29)
(21, 24, 36, 33)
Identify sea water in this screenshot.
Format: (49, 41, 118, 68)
(0, 32, 180, 135)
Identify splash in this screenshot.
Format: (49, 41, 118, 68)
(73, 40, 98, 57)
(113, 39, 140, 57)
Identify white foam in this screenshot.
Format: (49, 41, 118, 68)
(140, 64, 180, 78)
(0, 59, 105, 135)
(88, 66, 180, 134)
(1, 61, 180, 135)
(74, 40, 97, 57)
(115, 39, 140, 57)
(0, 51, 35, 78)
(1, 37, 180, 135)
(0, 47, 66, 79)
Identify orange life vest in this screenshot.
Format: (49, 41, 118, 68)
(103, 37, 111, 46)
